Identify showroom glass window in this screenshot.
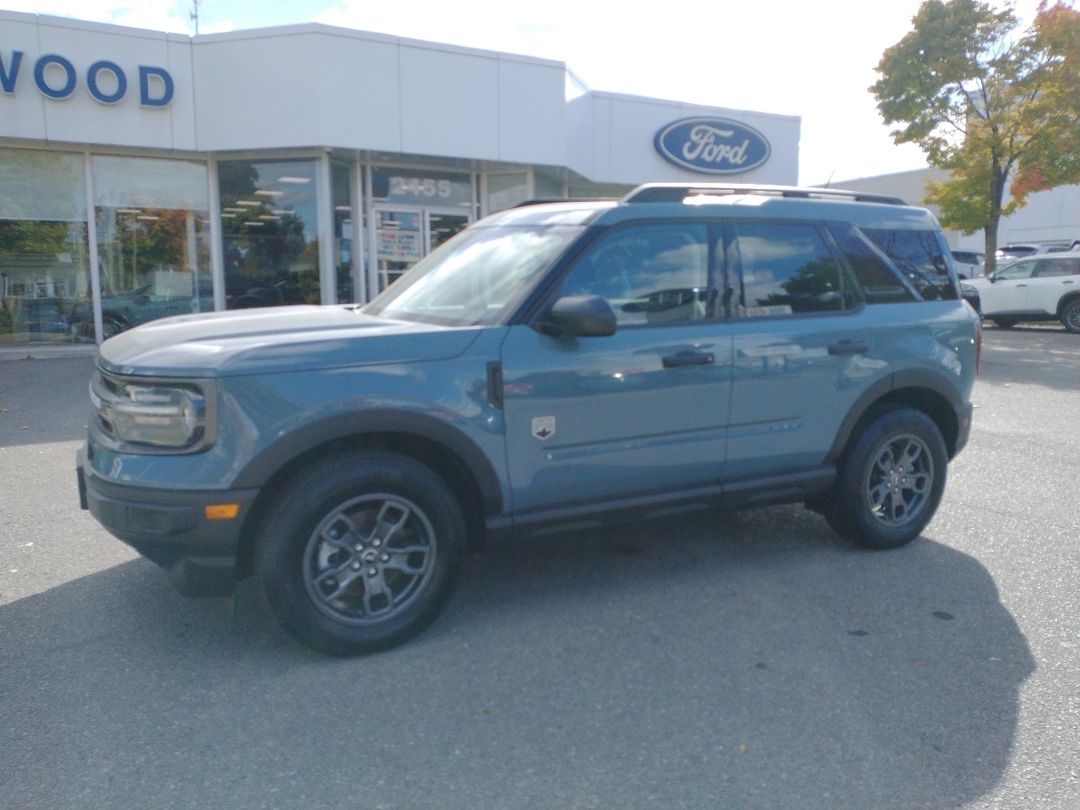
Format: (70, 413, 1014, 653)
(218, 158, 321, 308)
(0, 149, 90, 345)
(92, 155, 212, 338)
(332, 161, 356, 303)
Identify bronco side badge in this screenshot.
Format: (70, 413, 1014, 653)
(531, 416, 556, 441)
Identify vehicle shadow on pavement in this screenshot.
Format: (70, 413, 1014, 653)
(0, 505, 1033, 810)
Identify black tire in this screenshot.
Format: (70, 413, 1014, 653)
(102, 314, 127, 339)
(991, 316, 1018, 329)
(825, 407, 947, 549)
(257, 451, 465, 655)
(1061, 299, 1080, 334)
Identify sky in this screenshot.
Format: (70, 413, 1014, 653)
(1, 0, 1055, 185)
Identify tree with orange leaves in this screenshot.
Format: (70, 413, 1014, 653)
(871, 0, 1080, 274)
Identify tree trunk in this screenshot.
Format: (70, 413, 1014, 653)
(984, 212, 1000, 277)
(984, 163, 1009, 276)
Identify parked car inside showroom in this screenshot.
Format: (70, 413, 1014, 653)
(961, 251, 1080, 331)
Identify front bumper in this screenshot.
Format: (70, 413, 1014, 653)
(78, 448, 259, 597)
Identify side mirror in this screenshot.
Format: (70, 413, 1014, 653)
(540, 295, 617, 337)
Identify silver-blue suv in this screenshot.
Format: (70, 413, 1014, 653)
(78, 183, 980, 654)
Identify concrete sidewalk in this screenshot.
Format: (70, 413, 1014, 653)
(0, 344, 98, 363)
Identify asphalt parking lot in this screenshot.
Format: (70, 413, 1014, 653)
(1, 324, 1078, 810)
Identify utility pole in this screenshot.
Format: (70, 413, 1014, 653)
(190, 0, 200, 35)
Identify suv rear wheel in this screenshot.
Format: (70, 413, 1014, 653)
(825, 407, 947, 549)
(1061, 299, 1080, 334)
(257, 451, 465, 655)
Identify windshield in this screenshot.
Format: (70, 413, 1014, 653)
(365, 224, 583, 326)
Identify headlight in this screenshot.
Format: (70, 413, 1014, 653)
(91, 373, 213, 451)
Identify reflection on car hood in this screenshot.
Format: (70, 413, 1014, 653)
(98, 305, 482, 377)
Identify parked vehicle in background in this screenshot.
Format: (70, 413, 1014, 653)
(951, 249, 985, 280)
(78, 183, 980, 655)
(961, 251, 1080, 332)
(995, 241, 1074, 263)
(68, 275, 215, 341)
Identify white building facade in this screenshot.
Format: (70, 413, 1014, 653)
(0, 12, 801, 346)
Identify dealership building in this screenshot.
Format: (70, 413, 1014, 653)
(0, 11, 800, 347)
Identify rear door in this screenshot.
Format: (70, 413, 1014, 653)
(1029, 256, 1080, 314)
(724, 220, 880, 479)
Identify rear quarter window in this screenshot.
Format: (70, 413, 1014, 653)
(862, 228, 958, 301)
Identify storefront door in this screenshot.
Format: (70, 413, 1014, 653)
(374, 207, 471, 291)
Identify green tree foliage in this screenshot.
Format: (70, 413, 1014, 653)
(871, 0, 1080, 273)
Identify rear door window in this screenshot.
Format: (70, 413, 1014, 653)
(729, 222, 849, 317)
(830, 223, 918, 304)
(1035, 257, 1080, 277)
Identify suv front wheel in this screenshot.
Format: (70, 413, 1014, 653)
(257, 451, 465, 655)
(825, 407, 947, 549)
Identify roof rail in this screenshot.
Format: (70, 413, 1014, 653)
(511, 197, 612, 208)
(622, 183, 907, 206)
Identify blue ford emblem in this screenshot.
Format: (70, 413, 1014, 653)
(654, 117, 771, 175)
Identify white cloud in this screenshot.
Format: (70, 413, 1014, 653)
(4, 0, 196, 33)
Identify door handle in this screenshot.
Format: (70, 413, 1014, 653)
(662, 351, 715, 368)
(828, 341, 869, 356)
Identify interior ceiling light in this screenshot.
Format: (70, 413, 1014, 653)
(277, 176, 311, 184)
(254, 189, 284, 197)
(236, 200, 262, 207)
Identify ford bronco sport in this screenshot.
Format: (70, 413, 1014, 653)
(78, 183, 980, 654)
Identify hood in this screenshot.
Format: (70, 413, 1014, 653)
(98, 305, 483, 377)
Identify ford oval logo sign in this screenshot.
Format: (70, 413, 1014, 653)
(654, 117, 771, 175)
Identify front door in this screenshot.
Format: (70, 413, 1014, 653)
(980, 259, 1036, 315)
(500, 221, 732, 516)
